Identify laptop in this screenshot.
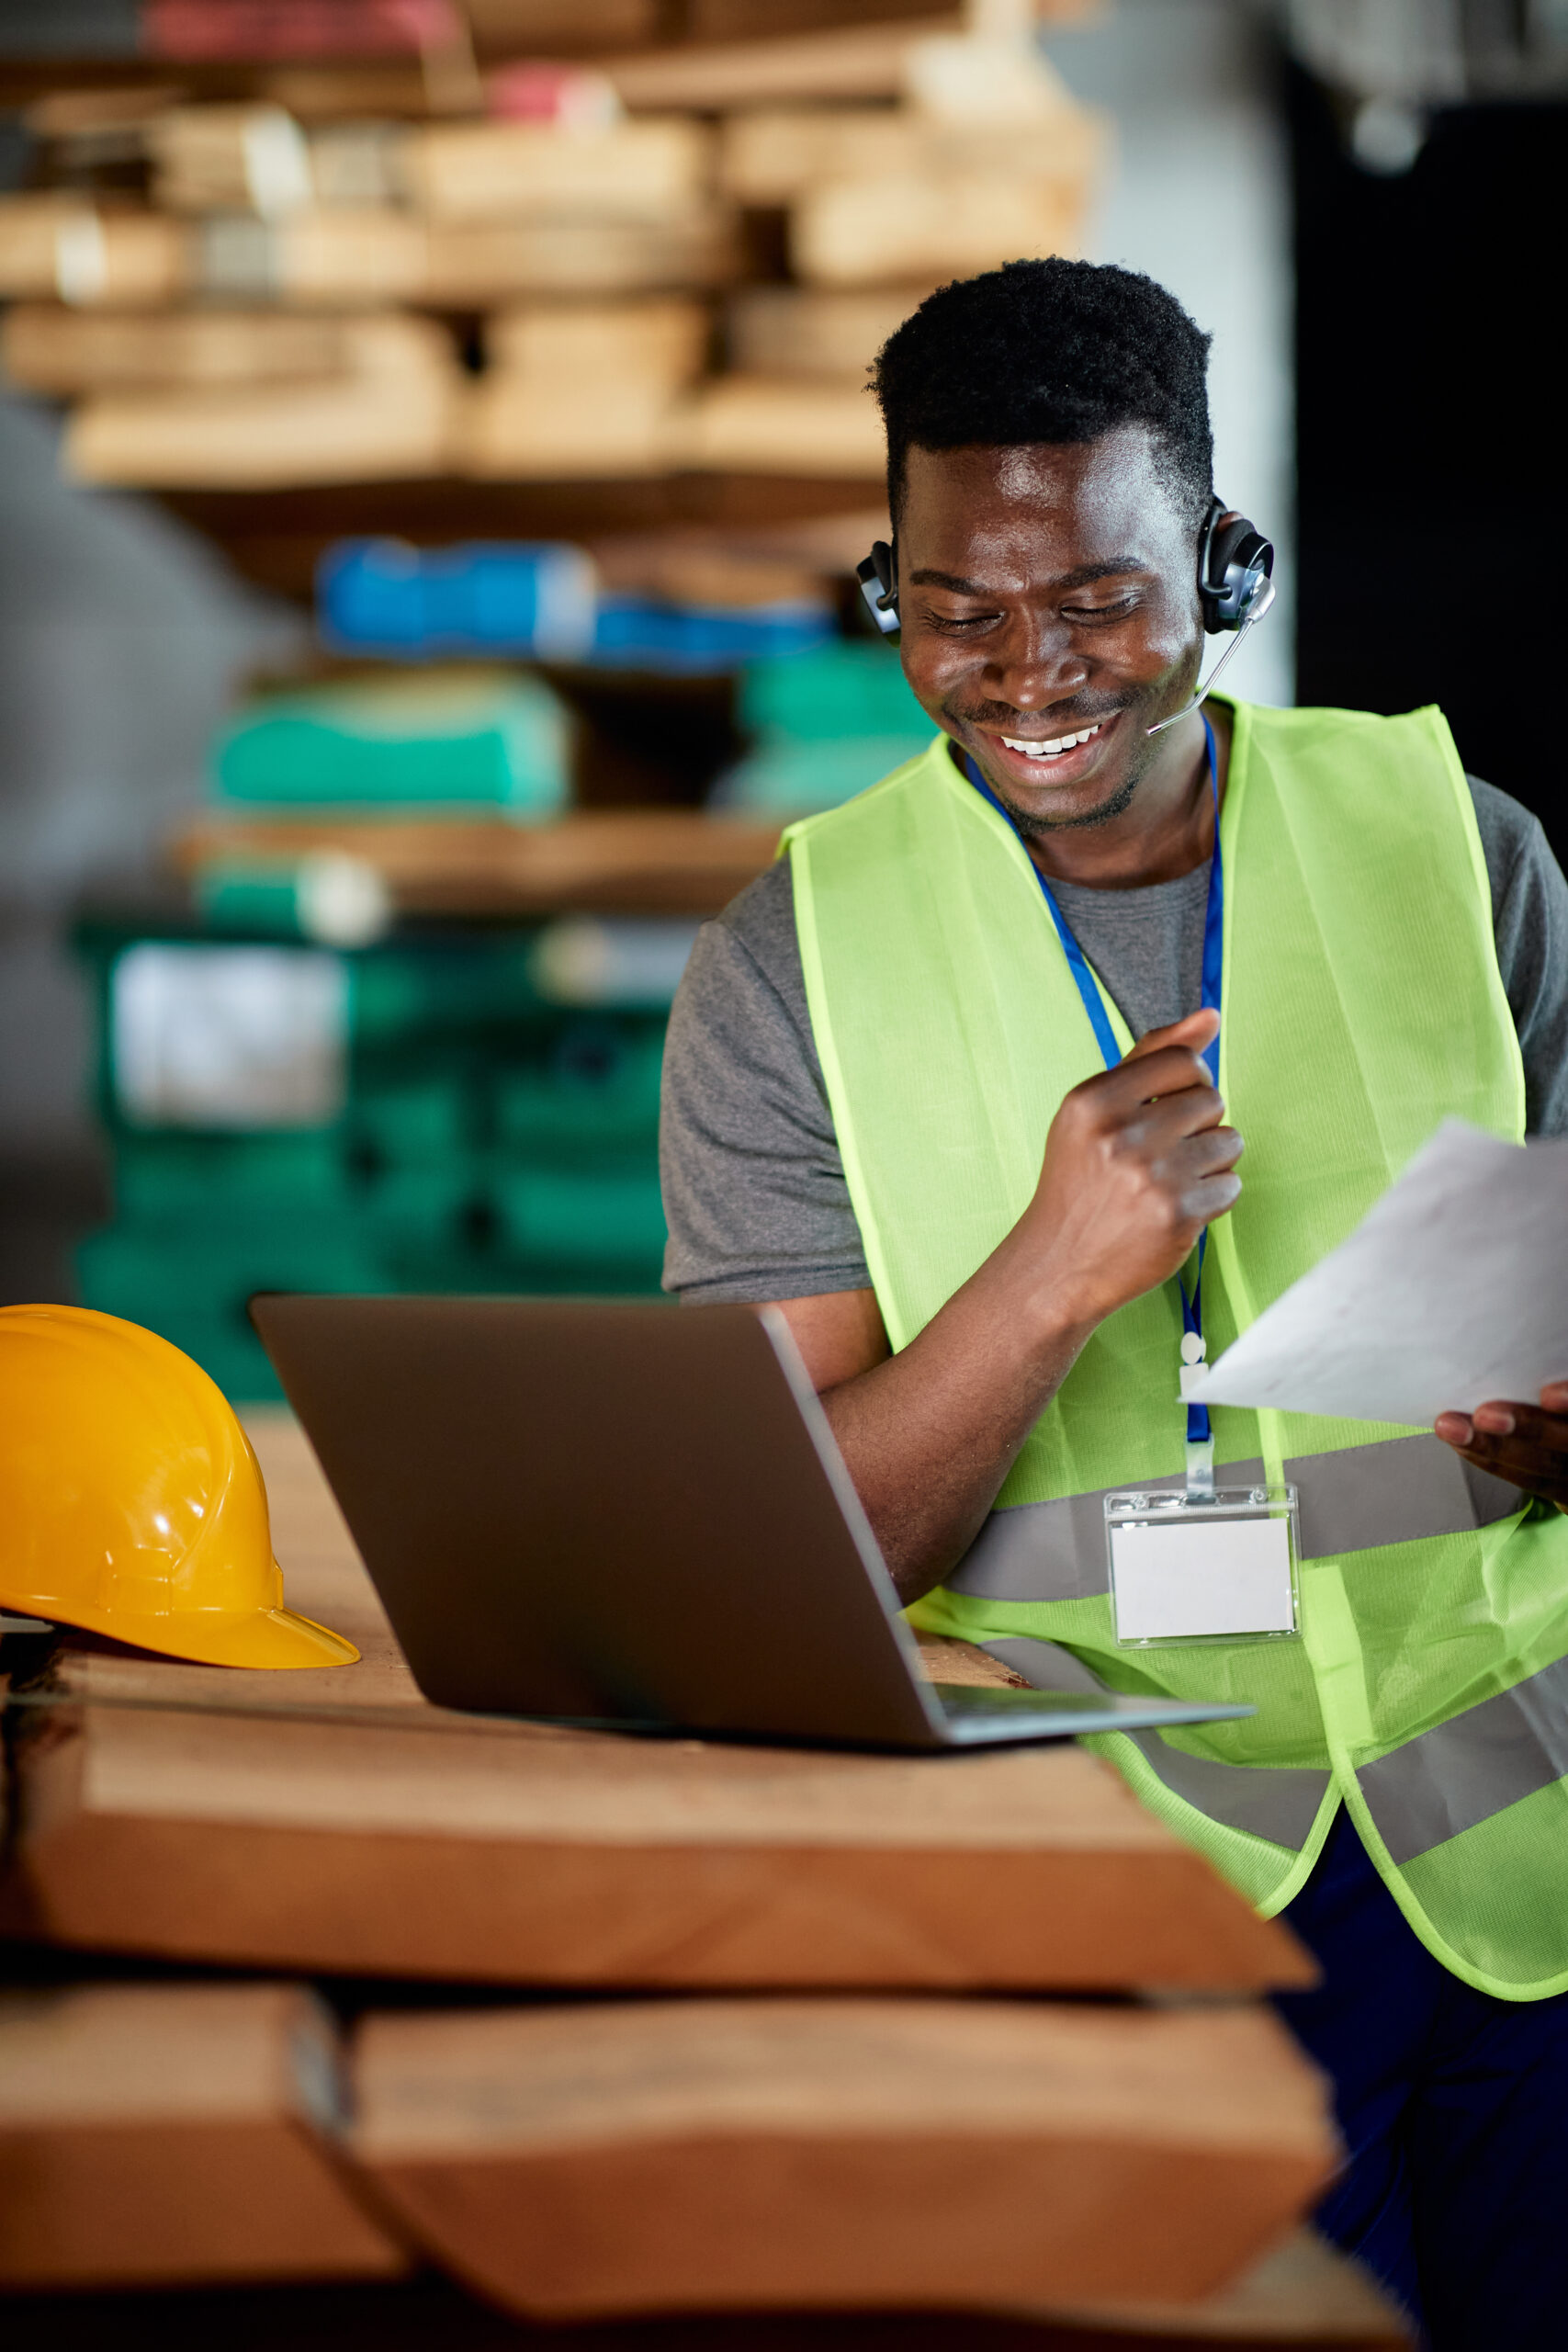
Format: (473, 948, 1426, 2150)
(250, 1294, 1255, 1752)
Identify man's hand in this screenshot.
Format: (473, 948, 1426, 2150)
(777, 1010, 1243, 1602)
(1435, 1383, 1568, 1510)
(1010, 1007, 1244, 1332)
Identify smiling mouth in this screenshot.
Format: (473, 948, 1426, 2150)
(995, 720, 1106, 762)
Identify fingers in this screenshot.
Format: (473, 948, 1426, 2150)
(1175, 1123, 1246, 1178)
(1433, 1401, 1568, 1507)
(1101, 1045, 1225, 1120)
(1438, 1400, 1568, 1447)
(1111, 1083, 1239, 1156)
(1124, 1009, 1219, 1065)
(1181, 1170, 1244, 1225)
(1542, 1381, 1568, 1414)
(1168, 1127, 1245, 1224)
(1439, 1440, 1568, 1507)
(1123, 1120, 1245, 1235)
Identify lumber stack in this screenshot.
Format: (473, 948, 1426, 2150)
(0, 2, 1104, 491)
(0, 1983, 406, 2290)
(1, 1411, 1313, 1990)
(0, 1409, 1408, 2338)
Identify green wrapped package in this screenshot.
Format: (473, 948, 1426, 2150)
(494, 1022, 664, 1159)
(111, 1131, 350, 1221)
(718, 643, 932, 816)
(75, 1226, 395, 1402)
(491, 1166, 667, 1273)
(212, 668, 570, 814)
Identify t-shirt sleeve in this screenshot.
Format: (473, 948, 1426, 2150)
(1469, 776, 1568, 1137)
(659, 859, 873, 1302)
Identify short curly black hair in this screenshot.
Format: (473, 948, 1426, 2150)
(872, 258, 1214, 530)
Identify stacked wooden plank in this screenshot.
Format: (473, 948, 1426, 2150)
(691, 18, 1108, 474)
(0, 98, 738, 486)
(0, 1411, 1410, 2341)
(0, 4, 1103, 491)
(0, 1984, 407, 2290)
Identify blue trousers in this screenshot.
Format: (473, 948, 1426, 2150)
(1272, 1806, 1568, 2350)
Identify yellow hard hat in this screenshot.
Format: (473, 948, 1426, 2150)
(0, 1305, 357, 1670)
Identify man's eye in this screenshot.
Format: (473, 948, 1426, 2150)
(927, 609, 998, 631)
(1064, 597, 1140, 623)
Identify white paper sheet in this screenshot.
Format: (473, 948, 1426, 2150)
(1191, 1120, 1568, 1427)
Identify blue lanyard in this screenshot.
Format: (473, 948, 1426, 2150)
(963, 720, 1224, 1446)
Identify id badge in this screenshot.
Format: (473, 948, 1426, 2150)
(1106, 1485, 1301, 1648)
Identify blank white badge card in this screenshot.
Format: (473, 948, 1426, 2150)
(1109, 1509, 1297, 1645)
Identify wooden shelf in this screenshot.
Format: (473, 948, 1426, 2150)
(153, 473, 884, 602)
(170, 806, 786, 916)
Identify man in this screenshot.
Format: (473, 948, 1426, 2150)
(660, 259, 1568, 2346)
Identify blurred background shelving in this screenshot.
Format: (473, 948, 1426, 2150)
(1, 0, 1561, 1396)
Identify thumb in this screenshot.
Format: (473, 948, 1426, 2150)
(1124, 1007, 1220, 1066)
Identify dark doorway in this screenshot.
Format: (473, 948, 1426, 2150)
(1291, 64, 1567, 856)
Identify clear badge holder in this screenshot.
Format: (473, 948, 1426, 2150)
(1106, 1458, 1301, 1649)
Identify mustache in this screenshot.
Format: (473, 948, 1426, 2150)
(947, 693, 1137, 731)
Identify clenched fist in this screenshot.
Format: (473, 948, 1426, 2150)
(1015, 1007, 1244, 1335)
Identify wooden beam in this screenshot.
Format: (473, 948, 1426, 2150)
(349, 1996, 1336, 2320)
(0, 1983, 408, 2290)
(1, 1695, 1312, 1991)
(148, 474, 883, 603)
(167, 808, 786, 918)
(602, 16, 964, 109)
(0, 1413, 1312, 1992)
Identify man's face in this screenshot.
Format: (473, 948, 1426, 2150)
(896, 428, 1205, 833)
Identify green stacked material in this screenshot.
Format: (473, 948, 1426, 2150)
(357, 1162, 479, 1268)
(351, 1076, 471, 1166)
(493, 1022, 664, 1158)
(76, 1227, 391, 1405)
(212, 668, 571, 816)
(491, 1167, 667, 1274)
(111, 1130, 349, 1222)
(74, 922, 671, 1399)
(350, 938, 543, 1046)
(717, 642, 934, 816)
(487, 1016, 667, 1289)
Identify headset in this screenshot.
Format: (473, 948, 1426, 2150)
(855, 494, 1276, 737)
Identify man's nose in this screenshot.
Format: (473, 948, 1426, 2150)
(985, 615, 1089, 710)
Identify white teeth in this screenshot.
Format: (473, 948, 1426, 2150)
(1000, 723, 1102, 759)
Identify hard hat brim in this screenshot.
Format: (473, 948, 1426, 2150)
(3, 1599, 361, 1671)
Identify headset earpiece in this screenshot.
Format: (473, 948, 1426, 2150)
(1199, 495, 1275, 634)
(856, 538, 899, 636)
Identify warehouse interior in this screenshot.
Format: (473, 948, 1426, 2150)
(2, 0, 1565, 2344)
(0, 0, 1297, 1353)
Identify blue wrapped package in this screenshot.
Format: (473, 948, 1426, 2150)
(318, 537, 598, 660)
(588, 594, 833, 671)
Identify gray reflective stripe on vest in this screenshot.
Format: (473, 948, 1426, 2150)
(950, 1433, 1522, 1605)
(982, 1637, 1332, 1853)
(953, 1463, 1261, 1603)
(1358, 1654, 1568, 1866)
(1290, 1437, 1520, 1562)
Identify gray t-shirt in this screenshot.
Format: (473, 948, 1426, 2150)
(660, 765, 1568, 1304)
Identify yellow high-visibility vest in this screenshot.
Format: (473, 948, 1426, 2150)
(785, 701, 1568, 2000)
